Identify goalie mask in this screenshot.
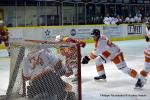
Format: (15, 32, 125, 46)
(91, 29, 101, 41)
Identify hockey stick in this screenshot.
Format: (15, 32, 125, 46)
(99, 55, 107, 63)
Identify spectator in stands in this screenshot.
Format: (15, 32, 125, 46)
(124, 15, 130, 23)
(142, 16, 148, 23)
(111, 14, 121, 25)
(134, 11, 142, 23)
(124, 14, 135, 23)
(130, 15, 135, 23)
(137, 14, 142, 23)
(134, 15, 142, 23)
(110, 15, 116, 24)
(116, 15, 123, 24)
(103, 14, 111, 24)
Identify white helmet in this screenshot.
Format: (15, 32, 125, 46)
(55, 35, 63, 42)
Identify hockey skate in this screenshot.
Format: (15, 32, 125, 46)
(135, 78, 147, 89)
(94, 74, 106, 80)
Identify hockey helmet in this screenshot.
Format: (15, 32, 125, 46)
(91, 29, 101, 38)
(55, 35, 64, 42)
(55, 35, 61, 42)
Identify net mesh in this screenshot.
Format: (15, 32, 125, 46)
(3, 41, 81, 100)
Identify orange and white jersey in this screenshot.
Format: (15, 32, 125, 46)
(144, 42, 150, 63)
(90, 35, 139, 79)
(23, 49, 61, 79)
(89, 35, 121, 60)
(139, 41, 150, 78)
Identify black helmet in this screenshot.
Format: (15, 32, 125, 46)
(91, 29, 100, 37)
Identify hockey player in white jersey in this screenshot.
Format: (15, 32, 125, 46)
(82, 29, 139, 81)
(135, 23, 150, 88)
(23, 47, 73, 99)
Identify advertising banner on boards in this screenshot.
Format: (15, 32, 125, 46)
(103, 26, 123, 38)
(127, 24, 142, 35)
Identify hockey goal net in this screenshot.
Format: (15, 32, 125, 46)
(2, 40, 81, 100)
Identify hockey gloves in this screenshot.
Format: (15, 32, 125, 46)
(82, 56, 90, 64)
(80, 41, 86, 48)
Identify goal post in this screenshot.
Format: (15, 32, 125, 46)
(6, 47, 25, 98)
(3, 40, 82, 100)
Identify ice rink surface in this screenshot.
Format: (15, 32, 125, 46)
(0, 39, 150, 100)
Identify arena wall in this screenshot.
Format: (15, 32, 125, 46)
(8, 24, 146, 42)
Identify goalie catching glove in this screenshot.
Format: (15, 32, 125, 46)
(82, 56, 90, 64)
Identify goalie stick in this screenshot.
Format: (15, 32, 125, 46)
(99, 55, 107, 63)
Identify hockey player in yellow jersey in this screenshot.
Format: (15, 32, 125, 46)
(135, 23, 150, 88)
(82, 29, 139, 82)
(61, 36, 86, 82)
(0, 20, 10, 56)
